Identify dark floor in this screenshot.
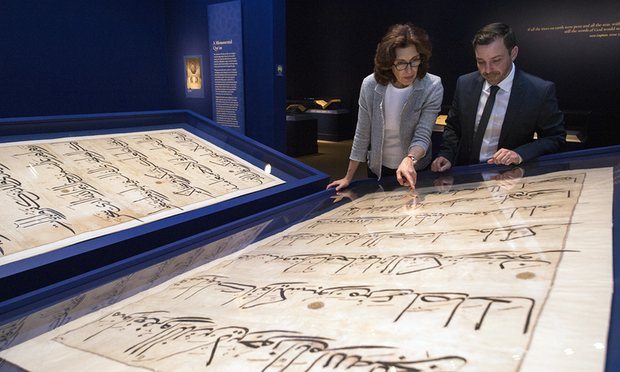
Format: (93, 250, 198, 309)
(295, 140, 366, 183)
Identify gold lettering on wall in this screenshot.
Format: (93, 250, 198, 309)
(527, 21, 620, 39)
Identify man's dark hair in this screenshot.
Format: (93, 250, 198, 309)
(472, 22, 517, 51)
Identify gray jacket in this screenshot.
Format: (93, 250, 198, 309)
(350, 72, 443, 178)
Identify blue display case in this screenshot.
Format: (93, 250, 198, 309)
(0, 143, 618, 371)
(0, 110, 328, 318)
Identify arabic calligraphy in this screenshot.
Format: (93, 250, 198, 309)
(0, 129, 283, 263)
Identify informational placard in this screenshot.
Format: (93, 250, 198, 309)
(208, 0, 245, 132)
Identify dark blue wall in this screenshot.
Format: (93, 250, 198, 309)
(0, 0, 171, 118)
(243, 0, 286, 151)
(0, 0, 287, 153)
(165, 0, 213, 119)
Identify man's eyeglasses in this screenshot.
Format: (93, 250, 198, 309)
(393, 58, 422, 71)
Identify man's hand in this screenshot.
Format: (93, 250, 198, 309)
(431, 156, 452, 172)
(487, 148, 522, 166)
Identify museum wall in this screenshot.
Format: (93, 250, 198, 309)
(286, 0, 620, 147)
(2, 1, 616, 152)
(0, 0, 287, 153)
(0, 0, 172, 118)
(165, 0, 213, 119)
(166, 0, 287, 152)
(242, 0, 287, 152)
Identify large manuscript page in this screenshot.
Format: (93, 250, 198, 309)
(0, 168, 612, 371)
(0, 129, 284, 264)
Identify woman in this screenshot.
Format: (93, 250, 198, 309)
(326, 23, 443, 191)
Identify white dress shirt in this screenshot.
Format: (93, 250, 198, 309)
(476, 63, 515, 162)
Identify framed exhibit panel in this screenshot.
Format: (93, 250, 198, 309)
(184, 55, 205, 98)
(0, 144, 619, 371)
(0, 110, 328, 321)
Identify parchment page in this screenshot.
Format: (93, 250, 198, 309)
(0, 221, 269, 357)
(0, 129, 284, 265)
(0, 168, 612, 371)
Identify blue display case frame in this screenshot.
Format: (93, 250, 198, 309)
(0, 109, 329, 314)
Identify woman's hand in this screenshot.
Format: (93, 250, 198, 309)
(326, 177, 352, 191)
(396, 156, 417, 189)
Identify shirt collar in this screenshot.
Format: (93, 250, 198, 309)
(483, 62, 515, 93)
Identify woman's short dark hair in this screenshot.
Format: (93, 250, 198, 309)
(472, 22, 517, 51)
(373, 23, 432, 85)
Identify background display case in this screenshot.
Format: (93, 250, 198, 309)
(286, 98, 354, 141)
(0, 110, 329, 321)
(0, 143, 619, 371)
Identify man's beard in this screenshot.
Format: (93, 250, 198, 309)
(483, 72, 501, 84)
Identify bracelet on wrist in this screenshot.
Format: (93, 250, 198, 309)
(408, 154, 418, 164)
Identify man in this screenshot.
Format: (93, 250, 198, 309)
(431, 23, 565, 172)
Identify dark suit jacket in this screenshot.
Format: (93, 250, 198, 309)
(438, 69, 566, 166)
